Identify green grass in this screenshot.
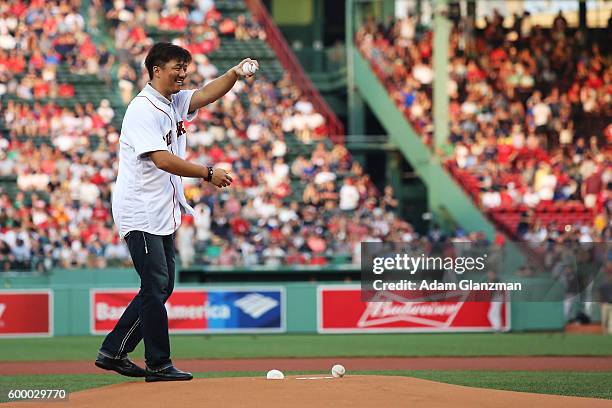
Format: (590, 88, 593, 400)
(1, 371, 610, 403)
(0, 334, 611, 361)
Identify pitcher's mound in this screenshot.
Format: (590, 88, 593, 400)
(7, 376, 609, 408)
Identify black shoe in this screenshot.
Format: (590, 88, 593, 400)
(95, 353, 147, 378)
(145, 365, 193, 382)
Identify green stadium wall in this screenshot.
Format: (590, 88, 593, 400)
(0, 269, 568, 335)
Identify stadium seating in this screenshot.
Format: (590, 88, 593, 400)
(356, 12, 610, 241)
(0, 0, 422, 271)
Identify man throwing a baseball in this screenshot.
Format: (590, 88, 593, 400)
(95, 42, 258, 382)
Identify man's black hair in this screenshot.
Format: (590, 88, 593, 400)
(144, 42, 192, 79)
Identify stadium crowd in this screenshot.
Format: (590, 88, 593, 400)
(356, 10, 611, 241)
(3, 1, 608, 272)
(0, 0, 111, 100)
(101, 0, 266, 104)
(0, 0, 443, 272)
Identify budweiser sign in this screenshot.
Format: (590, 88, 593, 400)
(359, 301, 463, 328)
(318, 285, 510, 333)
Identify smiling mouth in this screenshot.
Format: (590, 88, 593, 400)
(176, 80, 184, 86)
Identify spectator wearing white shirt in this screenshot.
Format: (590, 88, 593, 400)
(195, 55, 218, 79)
(190, 125, 215, 147)
(530, 92, 551, 134)
(339, 178, 359, 211)
(271, 135, 287, 157)
(0, 26, 16, 50)
(412, 59, 433, 85)
(262, 243, 286, 266)
(314, 164, 336, 185)
(193, 201, 212, 242)
(64, 8, 85, 31)
(253, 196, 277, 219)
(533, 163, 557, 201)
(295, 97, 313, 114)
(278, 201, 299, 223)
(97, 99, 115, 124)
(176, 217, 195, 268)
(247, 122, 264, 141)
(78, 175, 100, 204)
(12, 239, 30, 269)
(482, 189, 502, 209)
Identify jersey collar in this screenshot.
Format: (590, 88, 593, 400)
(144, 83, 172, 106)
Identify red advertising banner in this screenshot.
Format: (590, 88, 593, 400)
(317, 285, 510, 333)
(0, 290, 53, 337)
(91, 289, 208, 334)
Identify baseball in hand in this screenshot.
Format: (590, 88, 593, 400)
(243, 61, 258, 75)
(331, 364, 345, 378)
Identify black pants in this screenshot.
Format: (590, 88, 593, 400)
(99, 231, 175, 370)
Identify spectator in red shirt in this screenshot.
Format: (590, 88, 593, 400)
(79, 38, 97, 59)
(286, 246, 307, 265)
(7, 51, 26, 74)
(33, 79, 50, 99)
(230, 216, 250, 236)
(219, 18, 236, 36)
(58, 83, 75, 98)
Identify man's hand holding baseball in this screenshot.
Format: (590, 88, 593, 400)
(233, 58, 259, 78)
(188, 59, 259, 111)
(210, 167, 233, 188)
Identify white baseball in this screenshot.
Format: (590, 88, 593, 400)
(243, 61, 257, 75)
(331, 364, 345, 378)
(266, 369, 284, 380)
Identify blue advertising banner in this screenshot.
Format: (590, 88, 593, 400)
(205, 289, 285, 332)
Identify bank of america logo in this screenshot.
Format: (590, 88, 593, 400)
(234, 293, 278, 319)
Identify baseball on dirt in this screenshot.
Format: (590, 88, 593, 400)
(331, 364, 345, 378)
(243, 61, 258, 75)
(266, 369, 285, 380)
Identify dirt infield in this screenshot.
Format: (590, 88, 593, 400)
(4, 376, 610, 408)
(1, 356, 612, 376)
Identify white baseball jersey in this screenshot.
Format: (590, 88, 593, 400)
(112, 83, 199, 239)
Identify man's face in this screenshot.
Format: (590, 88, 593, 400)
(155, 59, 188, 94)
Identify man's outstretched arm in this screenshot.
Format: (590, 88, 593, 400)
(188, 58, 259, 112)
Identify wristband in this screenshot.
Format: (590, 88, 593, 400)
(206, 166, 213, 182)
